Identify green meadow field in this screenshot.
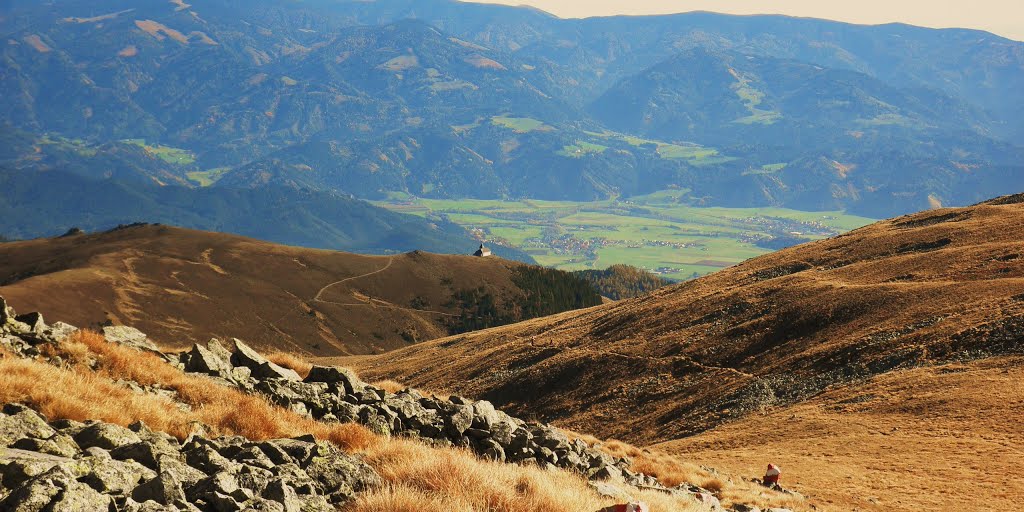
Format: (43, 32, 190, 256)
(376, 191, 875, 280)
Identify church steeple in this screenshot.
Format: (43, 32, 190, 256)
(473, 243, 492, 257)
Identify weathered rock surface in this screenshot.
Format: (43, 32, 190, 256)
(0, 406, 379, 511)
(0, 296, 12, 324)
(230, 339, 300, 381)
(174, 340, 677, 491)
(74, 422, 143, 451)
(102, 326, 158, 352)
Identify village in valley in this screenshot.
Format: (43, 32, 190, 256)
(383, 194, 872, 280)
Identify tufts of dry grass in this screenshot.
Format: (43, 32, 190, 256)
(355, 484, 463, 512)
(355, 440, 702, 512)
(25, 330, 377, 450)
(559, 429, 804, 510)
(0, 357, 197, 438)
(369, 377, 451, 401)
(266, 351, 313, 378)
(372, 379, 406, 393)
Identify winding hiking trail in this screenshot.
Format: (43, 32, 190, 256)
(313, 257, 394, 302)
(311, 258, 455, 317)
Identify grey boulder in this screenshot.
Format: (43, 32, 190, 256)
(102, 325, 158, 351)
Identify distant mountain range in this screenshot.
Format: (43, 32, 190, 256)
(2, 0, 1022, 226)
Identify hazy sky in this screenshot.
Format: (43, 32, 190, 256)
(465, 0, 1024, 41)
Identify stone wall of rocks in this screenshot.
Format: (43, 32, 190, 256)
(0, 404, 379, 511)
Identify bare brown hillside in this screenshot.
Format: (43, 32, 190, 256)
(0, 224, 595, 355)
(657, 356, 1024, 511)
(348, 196, 1024, 442)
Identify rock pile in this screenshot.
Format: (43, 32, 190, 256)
(0, 404, 379, 511)
(177, 337, 667, 489)
(173, 338, 728, 508)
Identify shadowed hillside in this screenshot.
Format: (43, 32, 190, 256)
(0, 224, 598, 355)
(350, 195, 1024, 439)
(345, 195, 1024, 510)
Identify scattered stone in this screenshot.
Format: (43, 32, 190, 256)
(78, 454, 156, 495)
(170, 337, 685, 491)
(206, 338, 234, 364)
(1, 296, 14, 324)
(0, 449, 73, 489)
(231, 338, 299, 381)
(471, 400, 501, 430)
(231, 366, 253, 385)
(111, 440, 179, 471)
(45, 321, 79, 342)
(592, 465, 624, 482)
(74, 422, 143, 450)
(184, 342, 230, 377)
(131, 466, 187, 505)
(14, 312, 45, 335)
(304, 366, 365, 394)
(730, 505, 762, 512)
(11, 432, 79, 458)
(262, 437, 317, 467)
(262, 480, 303, 512)
(304, 447, 381, 502)
(0, 404, 57, 446)
(0, 465, 114, 511)
(597, 502, 650, 512)
(589, 480, 634, 501)
(102, 325, 159, 351)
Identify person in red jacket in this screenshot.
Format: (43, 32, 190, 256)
(763, 463, 782, 489)
(598, 502, 649, 512)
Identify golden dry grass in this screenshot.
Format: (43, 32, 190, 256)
(355, 440, 702, 512)
(562, 429, 801, 510)
(266, 351, 313, 378)
(24, 331, 375, 450)
(0, 357, 196, 437)
(659, 358, 1024, 512)
(371, 379, 406, 393)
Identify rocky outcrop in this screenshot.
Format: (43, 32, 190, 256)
(173, 339, 715, 502)
(0, 404, 378, 511)
(102, 326, 160, 352)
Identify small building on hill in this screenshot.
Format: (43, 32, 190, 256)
(473, 243, 492, 257)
